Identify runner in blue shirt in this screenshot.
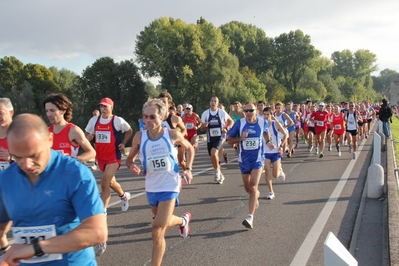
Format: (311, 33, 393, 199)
(0, 114, 106, 266)
(228, 101, 274, 229)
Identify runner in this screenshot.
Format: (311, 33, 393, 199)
(262, 107, 287, 200)
(227, 102, 274, 229)
(274, 102, 294, 156)
(284, 102, 297, 157)
(358, 103, 368, 140)
(305, 105, 316, 152)
(364, 100, 376, 136)
(85, 97, 132, 212)
(43, 93, 96, 162)
(331, 105, 346, 156)
(310, 102, 329, 158)
(325, 104, 334, 151)
(182, 104, 202, 150)
(158, 92, 188, 170)
(0, 114, 107, 265)
(126, 98, 193, 266)
(0, 98, 13, 257)
(201, 96, 234, 184)
(345, 102, 362, 159)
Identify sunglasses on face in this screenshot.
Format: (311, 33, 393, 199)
(186, 108, 191, 110)
(244, 109, 255, 113)
(143, 114, 160, 120)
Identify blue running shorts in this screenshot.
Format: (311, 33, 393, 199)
(239, 161, 264, 174)
(264, 153, 283, 163)
(146, 192, 180, 207)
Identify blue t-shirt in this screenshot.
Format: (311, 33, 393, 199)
(0, 150, 104, 266)
(228, 118, 268, 163)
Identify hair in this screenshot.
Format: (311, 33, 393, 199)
(142, 98, 167, 118)
(158, 92, 173, 104)
(257, 100, 266, 106)
(0, 98, 14, 111)
(43, 93, 73, 122)
(245, 101, 257, 107)
(275, 102, 283, 107)
(263, 107, 273, 113)
(8, 114, 49, 139)
(306, 100, 312, 104)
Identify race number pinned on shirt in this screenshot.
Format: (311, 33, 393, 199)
(348, 121, 355, 125)
(12, 225, 62, 263)
(334, 124, 342, 130)
(147, 155, 170, 173)
(0, 161, 10, 171)
(209, 128, 221, 137)
(96, 131, 111, 143)
(316, 121, 324, 127)
(242, 137, 259, 150)
(185, 123, 194, 130)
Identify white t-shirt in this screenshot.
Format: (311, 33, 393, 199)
(85, 115, 131, 134)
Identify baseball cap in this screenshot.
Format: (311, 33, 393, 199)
(186, 104, 193, 109)
(318, 102, 325, 106)
(99, 98, 114, 106)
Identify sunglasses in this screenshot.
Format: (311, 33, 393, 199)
(244, 109, 255, 113)
(143, 114, 160, 120)
(186, 108, 191, 110)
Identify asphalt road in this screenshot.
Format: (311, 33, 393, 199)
(94, 131, 373, 266)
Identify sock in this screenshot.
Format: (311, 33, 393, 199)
(247, 214, 253, 220)
(181, 217, 187, 227)
(119, 192, 126, 199)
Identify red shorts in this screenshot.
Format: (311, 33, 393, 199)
(304, 123, 309, 133)
(97, 158, 122, 172)
(314, 126, 327, 135)
(185, 129, 198, 141)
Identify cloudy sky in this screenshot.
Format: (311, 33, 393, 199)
(1, 0, 398, 78)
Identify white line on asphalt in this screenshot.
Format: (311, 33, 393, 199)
(290, 138, 367, 266)
(108, 158, 239, 208)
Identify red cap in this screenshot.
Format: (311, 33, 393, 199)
(99, 98, 114, 106)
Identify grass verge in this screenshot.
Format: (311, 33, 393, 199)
(391, 116, 399, 166)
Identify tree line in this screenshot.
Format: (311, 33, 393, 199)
(1, 17, 399, 131)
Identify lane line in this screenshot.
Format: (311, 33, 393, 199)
(290, 138, 367, 266)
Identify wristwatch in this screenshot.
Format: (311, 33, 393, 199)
(31, 237, 45, 257)
(185, 167, 192, 171)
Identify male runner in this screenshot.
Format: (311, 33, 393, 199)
(201, 96, 234, 184)
(345, 102, 362, 159)
(227, 102, 274, 229)
(0, 114, 107, 265)
(310, 102, 329, 158)
(181, 104, 202, 150)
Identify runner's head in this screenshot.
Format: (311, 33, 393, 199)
(7, 114, 53, 179)
(243, 102, 256, 120)
(257, 101, 266, 113)
(142, 98, 168, 130)
(99, 97, 114, 118)
(43, 93, 73, 123)
(0, 98, 14, 128)
(318, 102, 325, 111)
(185, 104, 193, 115)
(210, 96, 219, 110)
(158, 92, 173, 107)
(263, 106, 273, 121)
(275, 102, 283, 114)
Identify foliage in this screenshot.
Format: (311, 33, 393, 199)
(372, 69, 399, 94)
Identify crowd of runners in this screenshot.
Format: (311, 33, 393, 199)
(0, 93, 390, 266)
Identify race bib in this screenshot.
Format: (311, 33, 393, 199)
(12, 225, 62, 263)
(242, 137, 259, 150)
(362, 115, 367, 119)
(334, 124, 342, 130)
(96, 131, 111, 143)
(348, 121, 355, 125)
(209, 128, 221, 137)
(316, 121, 324, 127)
(0, 161, 10, 171)
(147, 155, 170, 173)
(185, 123, 194, 130)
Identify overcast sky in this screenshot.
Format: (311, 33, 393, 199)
(1, 0, 398, 78)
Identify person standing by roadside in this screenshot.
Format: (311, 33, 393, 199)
(378, 99, 393, 139)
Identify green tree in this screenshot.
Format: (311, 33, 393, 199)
(272, 30, 321, 93)
(372, 69, 399, 94)
(220, 21, 273, 75)
(0, 56, 24, 91)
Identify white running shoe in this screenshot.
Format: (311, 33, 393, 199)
(338, 151, 341, 156)
(214, 170, 221, 182)
(266, 192, 275, 200)
(353, 152, 356, 160)
(179, 212, 192, 238)
(94, 242, 107, 256)
(277, 170, 286, 182)
(218, 173, 225, 184)
(315, 147, 319, 155)
(242, 215, 253, 229)
(121, 192, 131, 211)
(349, 145, 352, 153)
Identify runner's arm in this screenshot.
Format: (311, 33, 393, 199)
(126, 132, 141, 175)
(170, 130, 194, 184)
(70, 126, 96, 163)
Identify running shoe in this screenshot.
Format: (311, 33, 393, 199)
(287, 152, 291, 158)
(214, 170, 221, 182)
(308, 145, 313, 152)
(218, 173, 225, 184)
(349, 145, 352, 153)
(193, 143, 199, 150)
(295, 143, 299, 148)
(328, 146, 332, 151)
(353, 152, 356, 160)
(319, 152, 324, 158)
(179, 212, 192, 238)
(338, 151, 342, 156)
(266, 192, 275, 200)
(94, 242, 107, 256)
(242, 215, 253, 229)
(315, 147, 319, 155)
(90, 163, 98, 170)
(277, 170, 286, 182)
(121, 192, 131, 211)
(223, 153, 228, 163)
